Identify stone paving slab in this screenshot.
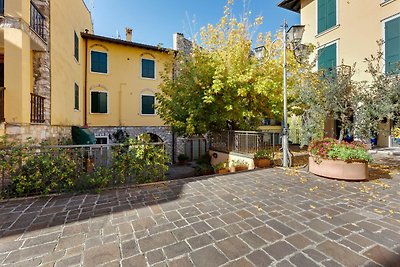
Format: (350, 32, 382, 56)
(0, 168, 400, 266)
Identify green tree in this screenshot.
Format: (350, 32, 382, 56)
(156, 1, 305, 136)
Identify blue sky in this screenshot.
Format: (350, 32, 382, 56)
(84, 0, 299, 48)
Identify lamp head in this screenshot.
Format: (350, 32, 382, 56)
(287, 25, 305, 45)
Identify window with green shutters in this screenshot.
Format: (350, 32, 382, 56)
(141, 95, 155, 115)
(385, 16, 400, 74)
(74, 83, 79, 110)
(141, 59, 155, 79)
(74, 32, 79, 62)
(317, 0, 337, 34)
(318, 42, 337, 72)
(91, 51, 108, 74)
(91, 91, 108, 113)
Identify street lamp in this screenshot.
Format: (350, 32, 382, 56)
(255, 20, 305, 168)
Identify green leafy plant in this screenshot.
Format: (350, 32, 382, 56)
(254, 149, 273, 160)
(308, 138, 372, 163)
(231, 160, 249, 167)
(213, 162, 228, 171)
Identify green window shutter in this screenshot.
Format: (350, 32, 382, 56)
(142, 59, 155, 78)
(318, 0, 336, 34)
(326, 0, 336, 30)
(91, 92, 108, 113)
(318, 43, 337, 71)
(142, 95, 155, 114)
(91, 92, 99, 113)
(99, 92, 108, 113)
(74, 32, 79, 61)
(385, 17, 400, 74)
(91, 51, 108, 73)
(74, 83, 79, 110)
(317, 0, 327, 34)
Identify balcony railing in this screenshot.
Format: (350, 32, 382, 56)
(30, 93, 45, 123)
(30, 1, 46, 42)
(0, 0, 4, 16)
(0, 87, 4, 122)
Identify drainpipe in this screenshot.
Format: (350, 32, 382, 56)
(84, 29, 88, 127)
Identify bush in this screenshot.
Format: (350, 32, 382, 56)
(254, 149, 273, 160)
(308, 138, 372, 163)
(7, 147, 79, 196)
(213, 162, 228, 171)
(1, 135, 170, 197)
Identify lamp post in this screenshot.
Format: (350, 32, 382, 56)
(255, 20, 305, 168)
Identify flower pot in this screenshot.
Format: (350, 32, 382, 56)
(254, 158, 272, 168)
(216, 168, 230, 174)
(308, 156, 368, 181)
(235, 165, 249, 172)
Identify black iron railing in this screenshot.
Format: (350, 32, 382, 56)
(30, 93, 45, 123)
(0, 0, 4, 16)
(30, 1, 46, 42)
(0, 87, 4, 122)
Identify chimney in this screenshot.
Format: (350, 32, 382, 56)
(126, 28, 133, 42)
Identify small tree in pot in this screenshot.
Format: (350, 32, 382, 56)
(254, 149, 273, 168)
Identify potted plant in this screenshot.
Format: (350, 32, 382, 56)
(230, 160, 249, 172)
(177, 154, 189, 165)
(254, 149, 273, 168)
(393, 127, 400, 145)
(213, 162, 230, 174)
(308, 138, 372, 180)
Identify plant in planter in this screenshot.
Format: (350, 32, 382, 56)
(177, 154, 189, 165)
(254, 149, 273, 168)
(213, 162, 230, 174)
(230, 160, 249, 172)
(393, 127, 400, 145)
(308, 138, 372, 180)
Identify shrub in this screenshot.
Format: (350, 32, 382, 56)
(308, 138, 372, 163)
(254, 149, 273, 160)
(213, 162, 228, 171)
(231, 160, 249, 167)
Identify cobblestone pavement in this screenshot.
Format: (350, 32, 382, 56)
(1, 168, 400, 267)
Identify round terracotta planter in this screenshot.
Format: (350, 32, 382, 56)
(254, 158, 272, 168)
(308, 156, 368, 181)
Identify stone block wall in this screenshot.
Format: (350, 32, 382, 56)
(32, 0, 51, 124)
(4, 124, 71, 143)
(89, 126, 174, 161)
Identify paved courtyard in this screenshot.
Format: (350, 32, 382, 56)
(0, 168, 400, 267)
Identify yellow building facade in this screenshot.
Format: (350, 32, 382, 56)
(1, 0, 176, 151)
(279, 0, 400, 147)
(81, 33, 174, 147)
(0, 0, 93, 139)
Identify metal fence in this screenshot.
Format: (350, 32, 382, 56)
(183, 137, 208, 161)
(0, 142, 165, 197)
(210, 131, 281, 154)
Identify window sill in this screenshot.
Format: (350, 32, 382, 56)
(90, 112, 110, 115)
(316, 24, 340, 38)
(381, 0, 396, 7)
(141, 76, 156, 80)
(140, 114, 157, 116)
(90, 71, 109, 75)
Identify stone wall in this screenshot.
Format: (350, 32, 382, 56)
(173, 33, 193, 55)
(4, 124, 71, 143)
(32, 0, 51, 124)
(89, 126, 174, 161)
